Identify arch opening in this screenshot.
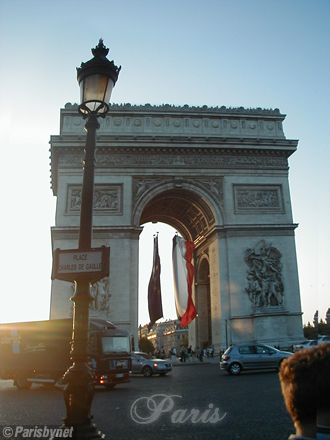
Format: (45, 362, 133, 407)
(138, 222, 178, 326)
(139, 188, 216, 242)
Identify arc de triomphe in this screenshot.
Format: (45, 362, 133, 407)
(49, 103, 304, 350)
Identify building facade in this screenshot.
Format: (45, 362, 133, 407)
(140, 320, 188, 356)
(49, 103, 304, 350)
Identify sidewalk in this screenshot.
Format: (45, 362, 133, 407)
(171, 354, 220, 366)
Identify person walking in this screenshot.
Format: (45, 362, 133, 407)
(171, 346, 177, 362)
(187, 345, 192, 362)
(180, 344, 186, 363)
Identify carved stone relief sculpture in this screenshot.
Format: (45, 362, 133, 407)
(234, 185, 283, 213)
(90, 277, 111, 315)
(69, 277, 111, 318)
(132, 177, 161, 202)
(237, 189, 279, 209)
(195, 178, 224, 208)
(245, 240, 284, 307)
(67, 185, 122, 214)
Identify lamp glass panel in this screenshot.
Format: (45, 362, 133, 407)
(80, 74, 114, 113)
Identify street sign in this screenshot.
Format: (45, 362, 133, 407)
(52, 246, 110, 283)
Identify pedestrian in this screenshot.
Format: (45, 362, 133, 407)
(197, 346, 203, 362)
(171, 346, 177, 362)
(180, 344, 186, 363)
(209, 345, 214, 358)
(279, 343, 330, 439)
(187, 345, 192, 362)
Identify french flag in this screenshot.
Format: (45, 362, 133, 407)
(172, 235, 198, 328)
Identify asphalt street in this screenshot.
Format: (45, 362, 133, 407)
(0, 360, 294, 440)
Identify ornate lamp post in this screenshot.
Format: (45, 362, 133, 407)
(61, 39, 120, 439)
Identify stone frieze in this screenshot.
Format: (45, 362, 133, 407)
(58, 153, 287, 169)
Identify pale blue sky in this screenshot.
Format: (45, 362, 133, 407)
(0, 0, 329, 326)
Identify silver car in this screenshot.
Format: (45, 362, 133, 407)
(293, 340, 318, 352)
(131, 352, 172, 377)
(220, 343, 292, 375)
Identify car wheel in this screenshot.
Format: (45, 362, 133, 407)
(228, 362, 241, 375)
(142, 366, 153, 377)
(15, 371, 32, 390)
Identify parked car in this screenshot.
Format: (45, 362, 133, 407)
(293, 340, 318, 352)
(131, 352, 172, 377)
(220, 343, 292, 375)
(318, 335, 330, 343)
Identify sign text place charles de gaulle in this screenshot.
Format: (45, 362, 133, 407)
(52, 246, 110, 284)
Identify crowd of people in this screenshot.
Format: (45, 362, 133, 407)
(164, 344, 215, 362)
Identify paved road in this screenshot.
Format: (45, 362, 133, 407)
(0, 362, 294, 440)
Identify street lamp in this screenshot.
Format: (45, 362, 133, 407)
(76, 39, 121, 251)
(61, 39, 120, 439)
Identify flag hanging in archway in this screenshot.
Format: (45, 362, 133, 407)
(148, 234, 163, 330)
(172, 235, 197, 328)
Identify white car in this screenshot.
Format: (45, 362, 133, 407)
(293, 340, 318, 352)
(318, 335, 330, 343)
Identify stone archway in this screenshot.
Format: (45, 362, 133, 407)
(133, 182, 219, 349)
(49, 103, 304, 349)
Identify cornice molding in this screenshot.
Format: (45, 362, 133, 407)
(63, 102, 285, 117)
(59, 103, 288, 140)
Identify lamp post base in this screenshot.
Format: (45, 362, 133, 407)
(51, 363, 104, 439)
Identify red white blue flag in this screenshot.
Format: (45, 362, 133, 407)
(172, 235, 197, 328)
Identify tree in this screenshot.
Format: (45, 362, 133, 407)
(303, 323, 317, 340)
(318, 321, 330, 336)
(303, 321, 330, 339)
(138, 337, 155, 354)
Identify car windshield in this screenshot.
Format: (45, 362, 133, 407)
(138, 353, 151, 359)
(101, 336, 130, 354)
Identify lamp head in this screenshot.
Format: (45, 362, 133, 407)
(77, 39, 121, 117)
